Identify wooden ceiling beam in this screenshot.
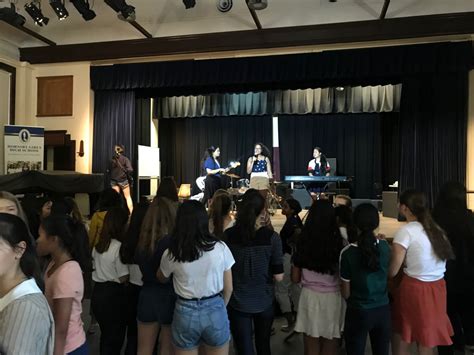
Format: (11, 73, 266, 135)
(19, 11, 474, 64)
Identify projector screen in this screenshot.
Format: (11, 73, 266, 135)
(138, 145, 160, 178)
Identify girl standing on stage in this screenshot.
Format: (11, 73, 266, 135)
(308, 147, 331, 176)
(247, 143, 273, 195)
(389, 190, 454, 355)
(203, 146, 225, 206)
(110, 144, 134, 215)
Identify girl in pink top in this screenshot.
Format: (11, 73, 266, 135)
(291, 200, 346, 355)
(37, 215, 92, 355)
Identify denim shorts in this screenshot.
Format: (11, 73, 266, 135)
(172, 295, 230, 350)
(110, 179, 129, 189)
(137, 285, 176, 325)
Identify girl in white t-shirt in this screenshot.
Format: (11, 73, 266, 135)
(389, 190, 455, 355)
(158, 200, 235, 355)
(91, 206, 130, 355)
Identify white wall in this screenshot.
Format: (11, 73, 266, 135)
(14, 62, 93, 173)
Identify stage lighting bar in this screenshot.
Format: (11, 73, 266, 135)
(24, 1, 50, 26)
(104, 0, 136, 22)
(183, 0, 196, 9)
(0, 3, 26, 26)
(70, 0, 96, 21)
(49, 0, 69, 20)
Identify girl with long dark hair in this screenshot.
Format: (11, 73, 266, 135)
(202, 146, 225, 206)
(208, 189, 234, 240)
(120, 201, 150, 355)
(340, 203, 391, 355)
(89, 188, 122, 249)
(225, 191, 283, 355)
(246, 142, 273, 196)
(136, 197, 178, 355)
(110, 144, 134, 214)
(156, 176, 179, 203)
(433, 182, 474, 355)
(390, 190, 455, 355)
(158, 200, 234, 355)
(37, 214, 92, 354)
(91, 206, 130, 355)
(307, 147, 331, 177)
(0, 213, 54, 355)
(291, 200, 345, 355)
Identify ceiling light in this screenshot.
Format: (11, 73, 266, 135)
(49, 0, 69, 20)
(0, 3, 26, 26)
(336, 86, 345, 91)
(24, 1, 49, 26)
(247, 0, 267, 10)
(70, 0, 96, 21)
(183, 0, 196, 9)
(104, 0, 136, 22)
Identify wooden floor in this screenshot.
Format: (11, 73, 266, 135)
(270, 209, 404, 240)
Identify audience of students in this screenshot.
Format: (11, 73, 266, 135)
(340, 203, 391, 355)
(225, 191, 283, 355)
(292, 200, 346, 355)
(1, 183, 470, 355)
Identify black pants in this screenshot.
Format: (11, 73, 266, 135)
(344, 305, 391, 355)
(124, 284, 141, 355)
(91, 282, 127, 355)
(228, 304, 274, 355)
(438, 290, 474, 355)
(203, 175, 221, 206)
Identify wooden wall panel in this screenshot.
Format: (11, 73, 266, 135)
(37, 75, 73, 117)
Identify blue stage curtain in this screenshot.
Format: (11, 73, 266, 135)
(92, 90, 135, 174)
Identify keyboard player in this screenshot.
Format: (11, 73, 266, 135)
(307, 147, 331, 196)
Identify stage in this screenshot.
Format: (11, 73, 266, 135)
(271, 209, 404, 241)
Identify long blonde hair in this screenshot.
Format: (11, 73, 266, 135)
(138, 197, 178, 255)
(0, 191, 29, 224)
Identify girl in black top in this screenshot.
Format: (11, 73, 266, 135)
(110, 144, 134, 214)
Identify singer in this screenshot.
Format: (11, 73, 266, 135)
(307, 147, 331, 176)
(247, 142, 273, 195)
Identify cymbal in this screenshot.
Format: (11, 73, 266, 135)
(226, 173, 241, 179)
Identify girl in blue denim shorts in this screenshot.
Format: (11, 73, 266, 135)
(158, 200, 235, 355)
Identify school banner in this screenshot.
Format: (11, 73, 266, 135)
(4, 125, 44, 174)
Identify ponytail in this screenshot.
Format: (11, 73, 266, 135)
(400, 190, 454, 261)
(209, 191, 232, 239)
(353, 203, 381, 272)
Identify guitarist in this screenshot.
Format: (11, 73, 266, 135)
(110, 144, 134, 214)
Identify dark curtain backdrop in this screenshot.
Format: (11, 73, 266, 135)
(135, 98, 152, 197)
(381, 112, 401, 189)
(279, 114, 386, 198)
(158, 115, 272, 185)
(399, 73, 468, 204)
(91, 42, 470, 204)
(92, 90, 135, 174)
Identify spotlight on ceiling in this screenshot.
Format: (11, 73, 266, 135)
(24, 1, 50, 26)
(336, 86, 345, 91)
(217, 0, 232, 12)
(247, 0, 267, 10)
(0, 3, 26, 26)
(49, 0, 69, 20)
(183, 0, 196, 9)
(104, 0, 136, 22)
(70, 0, 96, 21)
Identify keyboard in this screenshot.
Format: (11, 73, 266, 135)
(284, 175, 349, 183)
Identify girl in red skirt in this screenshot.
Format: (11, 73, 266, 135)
(389, 190, 455, 355)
